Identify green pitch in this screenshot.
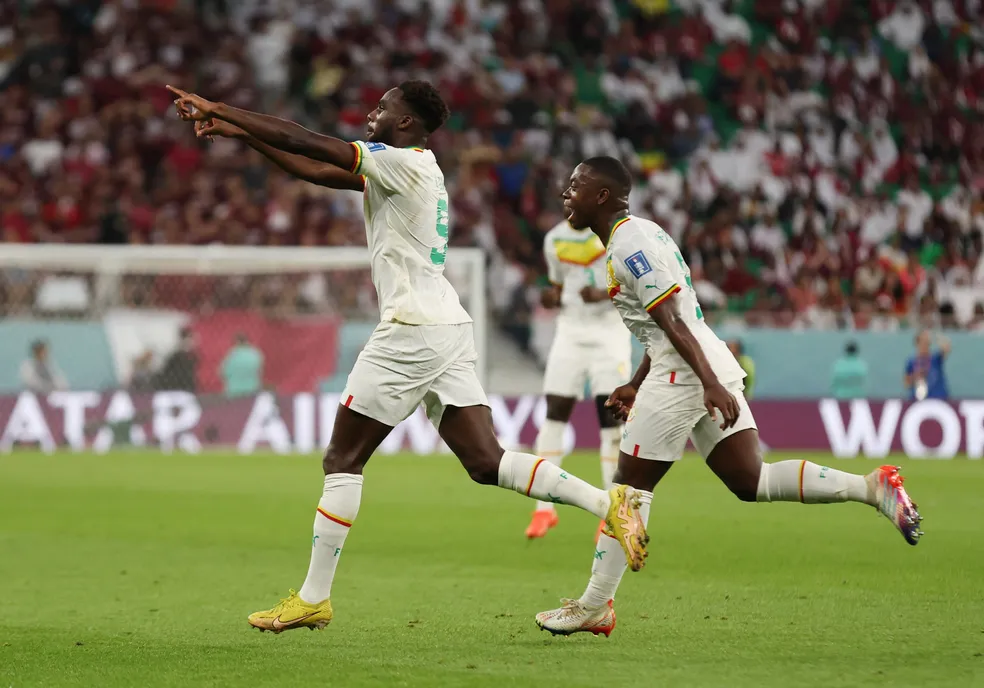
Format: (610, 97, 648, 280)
(1, 451, 982, 688)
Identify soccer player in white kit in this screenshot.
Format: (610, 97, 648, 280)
(167, 85, 650, 633)
(527, 221, 633, 540)
(534, 157, 924, 637)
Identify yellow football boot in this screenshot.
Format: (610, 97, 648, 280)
(248, 590, 333, 633)
(604, 485, 649, 572)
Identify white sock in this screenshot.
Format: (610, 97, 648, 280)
(298, 473, 363, 604)
(498, 450, 610, 519)
(755, 460, 873, 505)
(534, 419, 567, 512)
(599, 426, 620, 490)
(580, 490, 653, 608)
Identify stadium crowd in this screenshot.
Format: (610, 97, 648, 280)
(2, 0, 984, 333)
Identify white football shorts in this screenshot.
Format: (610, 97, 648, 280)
(620, 378, 756, 462)
(341, 321, 489, 428)
(542, 336, 632, 399)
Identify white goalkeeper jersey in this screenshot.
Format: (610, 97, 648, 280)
(351, 140, 471, 325)
(605, 215, 744, 386)
(543, 220, 628, 345)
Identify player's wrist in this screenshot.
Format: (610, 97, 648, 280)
(701, 376, 723, 391)
(211, 101, 231, 121)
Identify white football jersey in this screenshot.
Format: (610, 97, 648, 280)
(352, 141, 471, 325)
(543, 221, 628, 345)
(605, 216, 745, 385)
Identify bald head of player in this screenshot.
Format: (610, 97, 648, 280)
(562, 156, 632, 245)
(366, 80, 450, 149)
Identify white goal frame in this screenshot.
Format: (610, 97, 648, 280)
(0, 244, 489, 385)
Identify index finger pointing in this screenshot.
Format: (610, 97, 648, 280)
(165, 85, 188, 98)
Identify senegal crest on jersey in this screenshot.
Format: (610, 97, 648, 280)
(606, 257, 621, 298)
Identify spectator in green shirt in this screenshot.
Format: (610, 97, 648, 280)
(221, 333, 264, 398)
(830, 342, 868, 399)
(728, 340, 756, 400)
(728, 339, 766, 453)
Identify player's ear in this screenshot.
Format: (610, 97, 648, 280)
(399, 114, 414, 131)
(597, 188, 610, 205)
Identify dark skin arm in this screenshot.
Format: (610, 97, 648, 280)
(649, 296, 740, 429)
(541, 284, 562, 308)
(196, 120, 365, 191)
(167, 86, 357, 169)
(579, 286, 609, 302)
(605, 354, 650, 419)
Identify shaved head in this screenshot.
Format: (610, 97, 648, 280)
(580, 156, 632, 196)
(561, 156, 632, 235)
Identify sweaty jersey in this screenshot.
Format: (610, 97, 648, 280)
(543, 221, 628, 345)
(351, 140, 471, 325)
(605, 216, 744, 386)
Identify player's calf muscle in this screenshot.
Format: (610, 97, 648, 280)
(705, 430, 762, 502)
(438, 405, 505, 484)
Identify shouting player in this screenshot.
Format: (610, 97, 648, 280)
(528, 219, 633, 540)
(165, 84, 649, 633)
(534, 156, 923, 637)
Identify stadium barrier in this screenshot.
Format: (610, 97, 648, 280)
(1, 392, 982, 459)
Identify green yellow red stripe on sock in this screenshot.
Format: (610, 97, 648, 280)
(317, 507, 353, 528)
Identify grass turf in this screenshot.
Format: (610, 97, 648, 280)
(0, 451, 982, 687)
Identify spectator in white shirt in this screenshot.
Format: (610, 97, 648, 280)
(750, 211, 786, 254)
(878, 0, 926, 52)
(896, 176, 934, 237)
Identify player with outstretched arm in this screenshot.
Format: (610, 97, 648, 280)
(166, 83, 650, 633)
(534, 156, 923, 637)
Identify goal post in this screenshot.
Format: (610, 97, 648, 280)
(0, 243, 487, 400)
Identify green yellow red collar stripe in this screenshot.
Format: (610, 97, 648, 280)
(349, 142, 363, 174)
(644, 284, 680, 312)
(406, 147, 425, 152)
(610, 216, 631, 237)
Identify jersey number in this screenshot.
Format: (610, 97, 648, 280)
(674, 251, 703, 320)
(430, 198, 450, 265)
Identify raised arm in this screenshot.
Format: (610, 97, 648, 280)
(196, 120, 364, 191)
(168, 86, 357, 169)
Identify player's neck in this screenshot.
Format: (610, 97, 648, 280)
(592, 209, 630, 246)
(390, 132, 428, 149)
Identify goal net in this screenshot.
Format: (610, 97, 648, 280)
(0, 245, 486, 454)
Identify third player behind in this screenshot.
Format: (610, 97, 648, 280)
(528, 218, 633, 540)
(535, 156, 923, 637)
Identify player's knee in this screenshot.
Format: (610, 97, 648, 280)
(544, 396, 575, 422)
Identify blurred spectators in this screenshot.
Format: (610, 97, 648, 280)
(2, 0, 984, 340)
(19, 339, 67, 394)
(904, 329, 951, 399)
(154, 326, 198, 392)
(221, 332, 264, 398)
